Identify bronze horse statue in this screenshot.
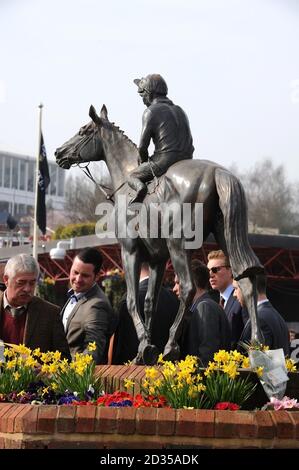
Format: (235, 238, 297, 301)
(55, 104, 264, 364)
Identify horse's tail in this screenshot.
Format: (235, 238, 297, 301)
(214, 167, 263, 279)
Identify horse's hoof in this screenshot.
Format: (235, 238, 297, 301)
(132, 352, 145, 365)
(162, 344, 180, 362)
(142, 345, 160, 365)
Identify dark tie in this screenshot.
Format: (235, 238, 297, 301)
(6, 305, 26, 318)
(220, 296, 225, 308)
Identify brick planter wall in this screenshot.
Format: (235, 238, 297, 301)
(1, 404, 299, 449)
(0, 366, 298, 449)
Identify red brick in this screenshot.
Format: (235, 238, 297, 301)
(94, 365, 110, 393)
(57, 405, 76, 433)
(117, 407, 136, 434)
(156, 408, 176, 435)
(14, 406, 34, 433)
(270, 410, 295, 439)
(95, 365, 105, 375)
(0, 405, 28, 433)
(131, 367, 147, 395)
(76, 405, 96, 432)
(126, 367, 142, 396)
(14, 405, 38, 433)
(194, 409, 215, 438)
(288, 411, 299, 438)
(106, 366, 121, 393)
(37, 405, 58, 433)
(234, 411, 257, 438)
(255, 411, 275, 439)
(136, 407, 157, 435)
(215, 410, 239, 438)
(0, 403, 15, 413)
(0, 404, 18, 432)
(175, 409, 197, 436)
(0, 404, 15, 427)
(110, 365, 125, 392)
(119, 365, 139, 392)
(95, 407, 118, 433)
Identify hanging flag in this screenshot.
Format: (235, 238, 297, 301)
(36, 133, 50, 234)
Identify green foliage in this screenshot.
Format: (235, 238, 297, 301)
(204, 371, 255, 408)
(203, 350, 256, 408)
(53, 222, 96, 240)
(101, 269, 126, 311)
(38, 277, 57, 304)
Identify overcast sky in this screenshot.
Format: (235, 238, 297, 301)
(1, 0, 299, 181)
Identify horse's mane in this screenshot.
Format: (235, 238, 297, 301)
(109, 121, 138, 151)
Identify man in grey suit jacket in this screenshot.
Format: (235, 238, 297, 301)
(233, 274, 290, 356)
(173, 260, 231, 366)
(61, 248, 118, 364)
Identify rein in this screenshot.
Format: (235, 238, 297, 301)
(79, 164, 127, 203)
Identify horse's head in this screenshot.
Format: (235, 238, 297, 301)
(55, 105, 108, 169)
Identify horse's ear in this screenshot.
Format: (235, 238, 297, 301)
(100, 104, 108, 120)
(89, 105, 102, 125)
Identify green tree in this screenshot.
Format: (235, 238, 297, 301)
(54, 222, 96, 240)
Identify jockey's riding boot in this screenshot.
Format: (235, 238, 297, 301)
(128, 178, 147, 205)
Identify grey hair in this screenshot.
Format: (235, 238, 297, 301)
(4, 253, 40, 279)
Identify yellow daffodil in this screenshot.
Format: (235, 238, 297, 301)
(285, 358, 297, 372)
(87, 342, 97, 352)
(255, 366, 264, 377)
(33, 348, 42, 357)
(214, 350, 230, 364)
(124, 378, 135, 389)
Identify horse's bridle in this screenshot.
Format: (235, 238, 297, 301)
(70, 125, 127, 202)
(68, 127, 95, 167)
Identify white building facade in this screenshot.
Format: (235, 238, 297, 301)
(0, 150, 65, 217)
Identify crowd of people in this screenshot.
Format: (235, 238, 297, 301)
(0, 248, 295, 367)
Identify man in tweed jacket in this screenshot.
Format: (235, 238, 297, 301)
(0, 253, 70, 360)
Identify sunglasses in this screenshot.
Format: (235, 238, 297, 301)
(209, 265, 230, 274)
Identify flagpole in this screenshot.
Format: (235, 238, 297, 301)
(32, 103, 43, 261)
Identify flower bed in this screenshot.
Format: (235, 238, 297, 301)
(1, 344, 299, 448)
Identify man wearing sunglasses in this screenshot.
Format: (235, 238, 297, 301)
(207, 250, 245, 349)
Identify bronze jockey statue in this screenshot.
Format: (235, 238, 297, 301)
(128, 74, 194, 204)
